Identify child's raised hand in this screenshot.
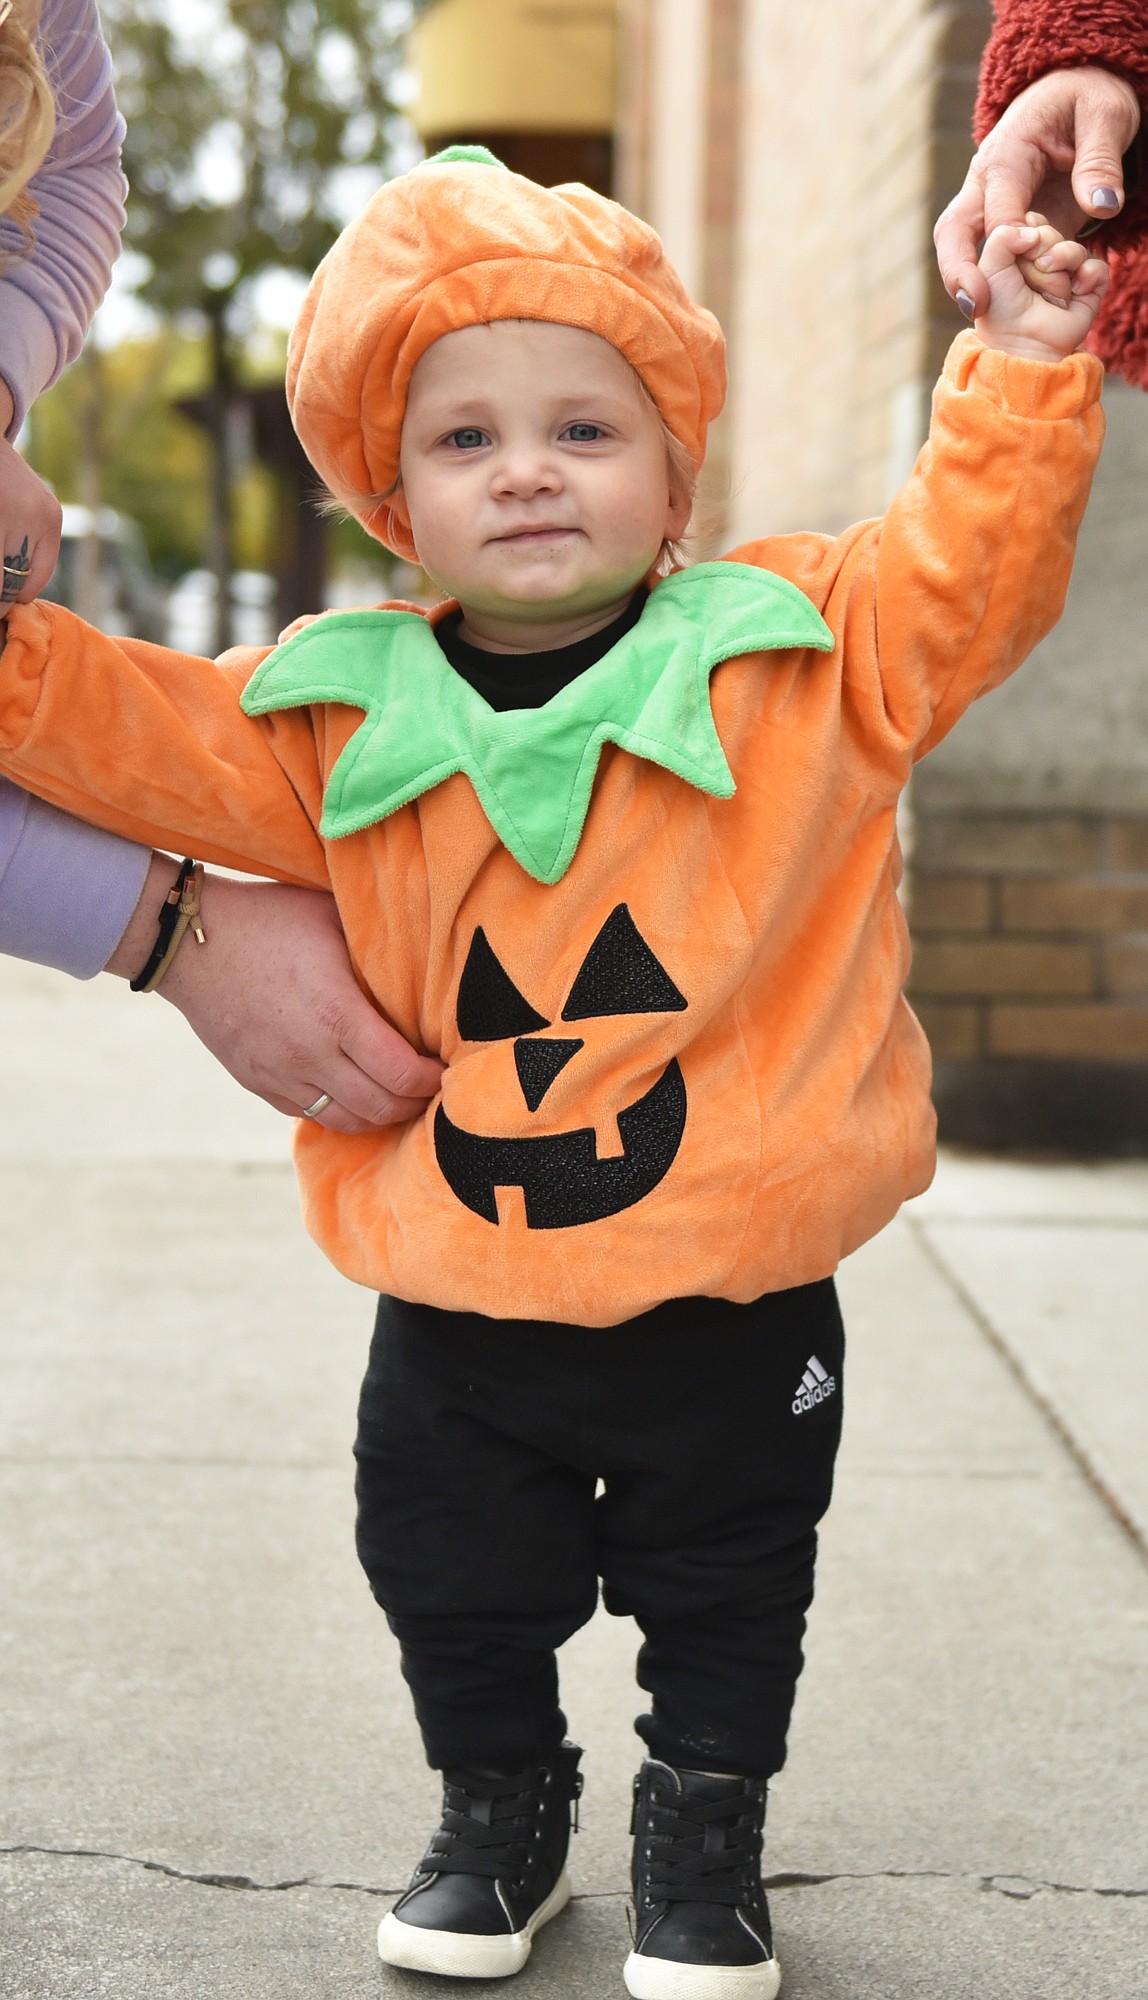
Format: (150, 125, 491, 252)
(973, 213, 1109, 362)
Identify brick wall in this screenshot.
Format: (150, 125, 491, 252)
(909, 810, 1148, 1149)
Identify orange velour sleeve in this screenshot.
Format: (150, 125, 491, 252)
(732, 328, 1112, 764)
(873, 333, 1104, 760)
(0, 602, 330, 887)
(731, 333, 1104, 765)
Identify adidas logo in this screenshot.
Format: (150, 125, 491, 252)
(792, 1353, 837, 1416)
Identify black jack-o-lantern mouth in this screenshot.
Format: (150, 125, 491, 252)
(434, 905, 688, 1228)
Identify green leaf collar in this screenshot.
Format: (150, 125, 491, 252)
(240, 562, 833, 884)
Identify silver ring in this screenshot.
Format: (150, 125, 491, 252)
(301, 1092, 333, 1119)
(2, 537, 30, 602)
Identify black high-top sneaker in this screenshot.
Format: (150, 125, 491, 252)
(377, 1741, 583, 1979)
(623, 1760, 782, 2000)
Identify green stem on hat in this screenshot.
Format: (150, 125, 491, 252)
(424, 144, 509, 171)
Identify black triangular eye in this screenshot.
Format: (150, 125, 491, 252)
(513, 1036, 584, 1111)
(457, 928, 550, 1041)
(561, 905, 687, 1021)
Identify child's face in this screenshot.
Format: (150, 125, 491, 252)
(398, 321, 690, 632)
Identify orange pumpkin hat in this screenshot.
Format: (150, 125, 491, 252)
(286, 146, 727, 560)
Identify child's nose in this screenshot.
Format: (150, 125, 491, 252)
(491, 449, 562, 497)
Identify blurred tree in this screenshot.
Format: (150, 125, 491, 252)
(30, 332, 275, 576)
(103, 0, 422, 643)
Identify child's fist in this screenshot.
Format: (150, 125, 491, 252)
(973, 212, 1109, 362)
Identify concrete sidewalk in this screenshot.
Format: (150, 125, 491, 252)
(2, 955, 1146, 1999)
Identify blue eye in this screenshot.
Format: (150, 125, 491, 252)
(564, 423, 603, 442)
(448, 428, 487, 449)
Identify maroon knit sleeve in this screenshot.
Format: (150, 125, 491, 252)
(974, 0, 1148, 388)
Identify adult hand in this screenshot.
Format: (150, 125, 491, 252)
(935, 67, 1141, 320)
(0, 380, 63, 614)
(106, 860, 443, 1131)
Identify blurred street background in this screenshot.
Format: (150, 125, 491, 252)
(3, 2, 1147, 1996)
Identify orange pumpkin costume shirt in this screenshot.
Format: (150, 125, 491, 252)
(0, 159, 1104, 1325)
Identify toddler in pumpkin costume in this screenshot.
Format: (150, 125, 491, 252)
(0, 150, 1109, 1996)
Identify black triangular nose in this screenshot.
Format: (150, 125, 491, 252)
(514, 1036, 584, 1111)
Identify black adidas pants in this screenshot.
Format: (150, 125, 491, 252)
(353, 1280, 844, 1779)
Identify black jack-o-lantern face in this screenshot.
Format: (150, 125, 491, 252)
(434, 905, 688, 1229)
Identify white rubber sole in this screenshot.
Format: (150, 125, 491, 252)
(377, 1869, 572, 1978)
(623, 1948, 782, 2000)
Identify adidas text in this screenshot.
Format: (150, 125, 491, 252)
(792, 1353, 837, 1416)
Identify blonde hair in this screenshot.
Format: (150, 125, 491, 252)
(652, 405, 698, 577)
(0, 0, 54, 231)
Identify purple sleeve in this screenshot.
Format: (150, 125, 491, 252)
(0, 777, 151, 977)
(0, 0, 127, 433)
(0, 0, 149, 973)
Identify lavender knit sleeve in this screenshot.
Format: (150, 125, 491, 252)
(0, 0, 148, 976)
(0, 0, 127, 432)
(0, 779, 151, 977)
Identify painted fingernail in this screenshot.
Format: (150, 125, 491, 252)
(955, 289, 976, 321)
(1090, 186, 1121, 212)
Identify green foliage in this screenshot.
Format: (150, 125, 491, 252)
(57, 3, 436, 614)
(29, 333, 277, 575)
(86, 1, 430, 624)
(104, 0, 417, 317)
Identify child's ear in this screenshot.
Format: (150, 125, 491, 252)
(390, 490, 420, 564)
(665, 487, 693, 541)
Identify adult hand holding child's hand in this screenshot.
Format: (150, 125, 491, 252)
(973, 213, 1110, 360)
(934, 67, 1140, 319)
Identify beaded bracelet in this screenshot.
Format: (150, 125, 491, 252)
(129, 858, 207, 993)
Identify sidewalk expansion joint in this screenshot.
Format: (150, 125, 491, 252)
(906, 1217, 1148, 1570)
(2, 1847, 1143, 1903)
(0, 1845, 395, 1897)
(763, 1868, 1147, 1901)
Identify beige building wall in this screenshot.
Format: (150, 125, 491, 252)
(727, 0, 872, 537)
(624, 0, 986, 540)
(639, 0, 708, 300)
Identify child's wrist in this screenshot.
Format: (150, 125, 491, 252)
(974, 331, 1077, 365)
